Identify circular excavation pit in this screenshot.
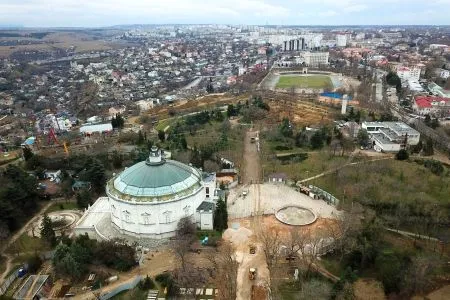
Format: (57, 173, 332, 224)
(275, 205, 317, 226)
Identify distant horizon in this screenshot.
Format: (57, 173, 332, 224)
(1, 0, 450, 28)
(1, 24, 450, 30)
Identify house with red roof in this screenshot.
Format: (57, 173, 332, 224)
(413, 96, 450, 117)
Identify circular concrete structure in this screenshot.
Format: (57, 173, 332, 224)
(106, 146, 212, 239)
(275, 205, 317, 226)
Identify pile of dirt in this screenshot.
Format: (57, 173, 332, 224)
(223, 227, 253, 245)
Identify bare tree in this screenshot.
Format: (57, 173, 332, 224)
(325, 210, 361, 262)
(172, 217, 197, 271)
(208, 241, 239, 300)
(259, 227, 282, 272)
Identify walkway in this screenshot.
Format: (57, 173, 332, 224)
(299, 156, 393, 184)
(0, 200, 58, 284)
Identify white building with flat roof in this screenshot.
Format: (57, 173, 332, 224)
(362, 122, 420, 152)
(301, 51, 329, 67)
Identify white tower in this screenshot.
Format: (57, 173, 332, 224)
(341, 94, 348, 115)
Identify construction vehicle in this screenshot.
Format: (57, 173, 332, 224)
(299, 184, 310, 195)
(249, 268, 256, 280)
(249, 245, 256, 254)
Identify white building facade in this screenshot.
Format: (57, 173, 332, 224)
(362, 122, 420, 152)
(75, 147, 217, 240)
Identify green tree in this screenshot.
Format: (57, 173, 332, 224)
(357, 129, 369, 146)
(213, 198, 228, 232)
(76, 189, 92, 209)
(375, 251, 406, 293)
(190, 146, 203, 168)
(84, 159, 106, 192)
(430, 118, 439, 129)
(137, 130, 145, 145)
(158, 130, 166, 142)
(279, 118, 293, 138)
(22, 147, 34, 161)
(111, 114, 125, 129)
(111, 150, 123, 169)
(295, 130, 309, 148)
(27, 255, 43, 273)
(424, 114, 431, 126)
(395, 149, 409, 161)
(386, 72, 401, 88)
(226, 104, 236, 118)
(423, 138, 434, 156)
(310, 131, 324, 149)
(140, 275, 155, 290)
(40, 214, 56, 246)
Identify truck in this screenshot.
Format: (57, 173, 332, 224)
(249, 268, 256, 280)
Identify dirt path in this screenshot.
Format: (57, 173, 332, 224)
(299, 156, 393, 183)
(242, 130, 261, 184)
(0, 201, 54, 284)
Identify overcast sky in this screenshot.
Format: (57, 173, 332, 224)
(1, 0, 449, 27)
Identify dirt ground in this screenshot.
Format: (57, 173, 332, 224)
(223, 226, 270, 300)
(72, 248, 176, 300)
(242, 129, 261, 184)
(415, 284, 450, 300)
(0, 31, 127, 57)
(353, 279, 386, 300)
(70, 245, 217, 300)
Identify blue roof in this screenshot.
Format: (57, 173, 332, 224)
(24, 137, 36, 145)
(320, 92, 353, 100)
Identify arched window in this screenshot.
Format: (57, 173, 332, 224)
(162, 211, 172, 224)
(142, 213, 152, 225)
(123, 210, 131, 222)
(183, 205, 191, 216)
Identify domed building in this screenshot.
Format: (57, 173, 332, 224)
(74, 147, 217, 240)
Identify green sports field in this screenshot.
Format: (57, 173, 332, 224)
(276, 75, 333, 89)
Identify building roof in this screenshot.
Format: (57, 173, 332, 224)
(320, 92, 353, 100)
(197, 201, 215, 212)
(107, 148, 202, 202)
(415, 96, 450, 108)
(267, 172, 288, 179)
(79, 123, 113, 134)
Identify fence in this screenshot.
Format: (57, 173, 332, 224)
(0, 269, 19, 295)
(99, 276, 142, 300)
(308, 185, 340, 207)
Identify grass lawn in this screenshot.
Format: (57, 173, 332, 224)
(262, 150, 358, 181)
(45, 202, 79, 213)
(0, 255, 6, 275)
(155, 118, 177, 132)
(276, 75, 333, 89)
(311, 159, 450, 208)
(319, 254, 345, 276)
(185, 122, 246, 168)
(6, 232, 49, 254)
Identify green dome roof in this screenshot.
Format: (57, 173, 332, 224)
(106, 148, 202, 202)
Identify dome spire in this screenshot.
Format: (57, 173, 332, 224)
(146, 146, 166, 165)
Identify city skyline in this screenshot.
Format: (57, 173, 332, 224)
(1, 0, 450, 28)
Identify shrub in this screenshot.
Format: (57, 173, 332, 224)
(27, 255, 43, 273)
(395, 149, 409, 160)
(423, 159, 444, 175)
(139, 275, 155, 290)
(155, 272, 172, 288)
